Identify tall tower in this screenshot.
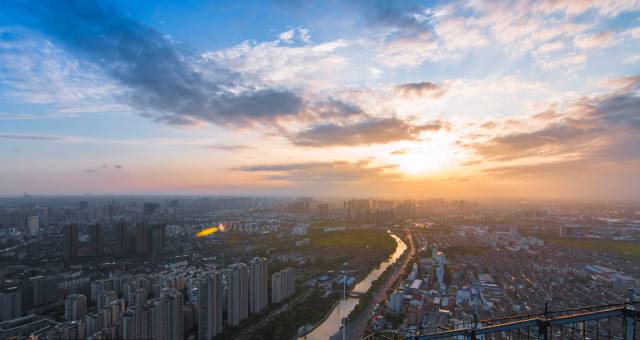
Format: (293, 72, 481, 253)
(63, 224, 79, 261)
(249, 257, 267, 314)
(198, 272, 223, 340)
(226, 263, 248, 326)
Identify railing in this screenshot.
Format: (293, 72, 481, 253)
(364, 300, 640, 340)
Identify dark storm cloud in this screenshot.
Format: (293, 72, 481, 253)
(396, 82, 446, 98)
(290, 117, 446, 147)
(13, 0, 303, 127)
(236, 160, 399, 182)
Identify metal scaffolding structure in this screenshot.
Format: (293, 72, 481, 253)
(364, 300, 640, 340)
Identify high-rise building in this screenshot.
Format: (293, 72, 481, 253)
(271, 272, 282, 304)
(198, 272, 223, 340)
(271, 267, 295, 304)
(131, 288, 147, 307)
(27, 215, 39, 234)
(249, 257, 268, 314)
(135, 222, 150, 257)
(88, 223, 104, 257)
(0, 287, 22, 321)
(282, 267, 295, 298)
(121, 307, 145, 340)
(115, 221, 129, 257)
(151, 224, 166, 256)
(143, 202, 160, 215)
(152, 288, 183, 340)
(63, 224, 79, 261)
(98, 291, 116, 311)
(226, 263, 249, 326)
(85, 312, 99, 336)
(65, 294, 87, 321)
(31, 275, 59, 307)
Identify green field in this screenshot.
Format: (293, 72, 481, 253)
(309, 228, 395, 251)
(305, 228, 397, 277)
(537, 233, 640, 260)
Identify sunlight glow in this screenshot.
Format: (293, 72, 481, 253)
(196, 223, 226, 237)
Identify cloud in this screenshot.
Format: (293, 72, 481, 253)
(479, 121, 498, 129)
(349, 0, 430, 34)
(532, 110, 561, 121)
(207, 144, 252, 151)
(236, 159, 399, 182)
(204, 33, 351, 90)
(308, 99, 365, 119)
(83, 163, 124, 174)
(395, 82, 446, 98)
(538, 53, 587, 71)
(13, 1, 304, 128)
(574, 31, 614, 49)
(470, 81, 640, 162)
(290, 117, 446, 147)
(0, 133, 62, 141)
(472, 123, 601, 161)
(390, 148, 408, 155)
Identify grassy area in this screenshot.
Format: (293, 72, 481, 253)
(537, 233, 640, 260)
(248, 289, 337, 340)
(309, 228, 395, 250)
(306, 228, 396, 280)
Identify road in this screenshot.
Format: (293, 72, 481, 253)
(344, 230, 415, 340)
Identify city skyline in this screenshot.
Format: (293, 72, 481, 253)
(1, 0, 640, 199)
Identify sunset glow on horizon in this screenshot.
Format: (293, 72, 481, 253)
(1, 0, 640, 200)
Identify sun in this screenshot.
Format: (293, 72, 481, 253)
(397, 151, 450, 175)
(392, 136, 459, 176)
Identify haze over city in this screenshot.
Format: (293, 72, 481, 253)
(1, 0, 638, 199)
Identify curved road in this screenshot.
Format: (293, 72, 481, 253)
(344, 230, 415, 340)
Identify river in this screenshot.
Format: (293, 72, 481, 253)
(300, 233, 407, 340)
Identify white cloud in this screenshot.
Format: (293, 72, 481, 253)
(538, 53, 587, 71)
(574, 31, 614, 49)
(203, 29, 356, 90)
(625, 53, 640, 64)
(0, 29, 123, 113)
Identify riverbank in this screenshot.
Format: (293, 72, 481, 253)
(296, 296, 341, 338)
(303, 232, 407, 340)
(344, 231, 414, 340)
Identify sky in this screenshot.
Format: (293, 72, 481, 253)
(0, 0, 639, 200)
